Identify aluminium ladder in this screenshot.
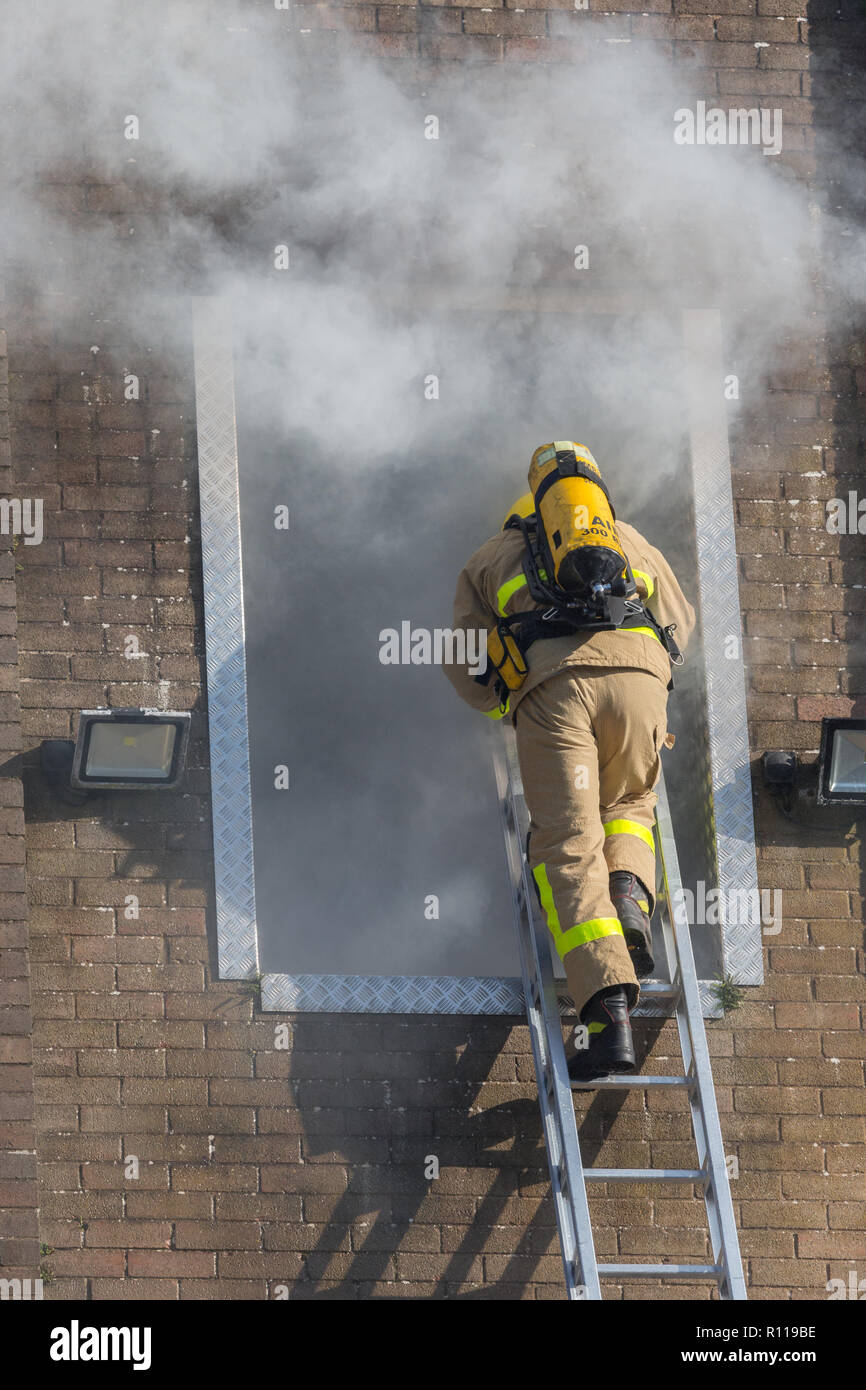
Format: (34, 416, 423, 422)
(493, 729, 747, 1301)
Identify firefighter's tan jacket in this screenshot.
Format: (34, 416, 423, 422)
(443, 520, 697, 718)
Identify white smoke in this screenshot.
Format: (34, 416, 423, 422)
(2, 2, 861, 977)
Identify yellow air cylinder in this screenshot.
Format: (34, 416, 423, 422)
(528, 441, 627, 596)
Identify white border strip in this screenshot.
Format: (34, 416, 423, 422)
(192, 297, 259, 980)
(193, 295, 760, 1009)
(683, 309, 763, 986)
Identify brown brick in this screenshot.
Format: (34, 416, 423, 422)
(74, 992, 165, 1020)
(759, 43, 809, 69)
(216, 1252, 302, 1278)
(89, 1278, 179, 1298)
(167, 1106, 256, 1135)
(261, 1165, 348, 1194)
(84, 1222, 172, 1248)
(118, 1021, 204, 1048)
(174, 1221, 261, 1250)
(776, 1002, 860, 1029)
(798, 1231, 866, 1259)
(126, 1192, 212, 1220)
(50, 1249, 126, 1276)
(466, 9, 547, 34)
(62, 485, 149, 511)
(750, 1257, 829, 1286)
(121, 1078, 207, 1106)
(128, 1250, 216, 1277)
(170, 1164, 258, 1192)
(79, 1105, 165, 1133)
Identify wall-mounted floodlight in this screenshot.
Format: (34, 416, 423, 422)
(817, 718, 866, 807)
(40, 708, 191, 803)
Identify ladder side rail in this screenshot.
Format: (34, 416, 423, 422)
(494, 744, 586, 1298)
(655, 772, 745, 1299)
(527, 878, 601, 1300)
(653, 798, 724, 1268)
(494, 735, 602, 1300)
(654, 769, 748, 1301)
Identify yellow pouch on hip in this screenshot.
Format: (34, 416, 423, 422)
(487, 623, 528, 693)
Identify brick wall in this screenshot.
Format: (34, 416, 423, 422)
(1, 0, 864, 1300)
(0, 290, 39, 1287)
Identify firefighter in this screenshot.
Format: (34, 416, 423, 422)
(442, 442, 696, 1081)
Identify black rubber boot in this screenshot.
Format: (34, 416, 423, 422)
(568, 985, 636, 1084)
(610, 870, 655, 978)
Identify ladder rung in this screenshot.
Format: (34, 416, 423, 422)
(571, 1074, 692, 1089)
(638, 980, 680, 998)
(597, 1263, 723, 1280)
(586, 1168, 705, 1183)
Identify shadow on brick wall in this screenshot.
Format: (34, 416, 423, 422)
(282, 1014, 671, 1300)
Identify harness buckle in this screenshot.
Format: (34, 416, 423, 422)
(664, 622, 685, 665)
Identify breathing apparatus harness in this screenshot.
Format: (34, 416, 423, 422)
(477, 507, 684, 715)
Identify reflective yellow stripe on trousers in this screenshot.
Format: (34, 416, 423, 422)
(603, 818, 655, 852)
(532, 863, 623, 960)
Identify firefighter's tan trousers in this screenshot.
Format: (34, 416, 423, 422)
(514, 665, 670, 1019)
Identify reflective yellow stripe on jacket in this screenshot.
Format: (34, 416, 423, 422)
(495, 573, 663, 648)
(632, 569, 655, 600)
(621, 625, 663, 647)
(482, 699, 509, 720)
(496, 573, 528, 615)
(532, 863, 624, 959)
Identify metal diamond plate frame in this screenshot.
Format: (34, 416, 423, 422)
(194, 295, 761, 1010)
(683, 309, 762, 986)
(192, 298, 259, 981)
(260, 974, 722, 1017)
(261, 974, 525, 1014)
